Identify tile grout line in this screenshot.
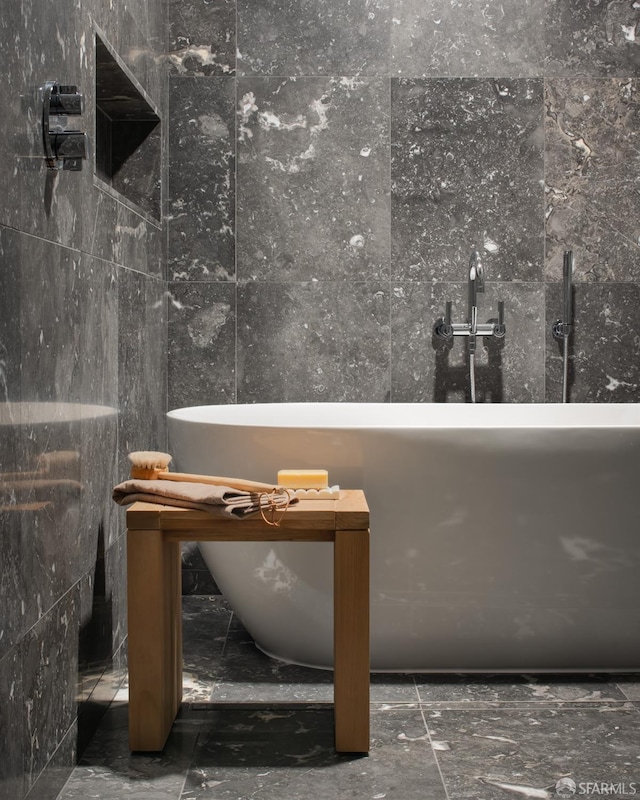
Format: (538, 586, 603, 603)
(419, 704, 452, 800)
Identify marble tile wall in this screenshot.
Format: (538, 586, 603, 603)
(0, 1, 167, 798)
(167, 0, 640, 410)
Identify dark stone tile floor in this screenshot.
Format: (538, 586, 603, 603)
(56, 596, 640, 800)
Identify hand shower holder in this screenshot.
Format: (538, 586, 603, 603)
(552, 320, 571, 339)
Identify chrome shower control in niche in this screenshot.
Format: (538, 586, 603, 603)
(41, 81, 88, 171)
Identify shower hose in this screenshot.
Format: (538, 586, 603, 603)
(470, 352, 476, 403)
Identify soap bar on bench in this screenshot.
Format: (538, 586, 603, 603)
(277, 469, 329, 489)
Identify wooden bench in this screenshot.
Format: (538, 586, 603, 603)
(126, 489, 370, 753)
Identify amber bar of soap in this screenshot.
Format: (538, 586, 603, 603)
(277, 469, 329, 489)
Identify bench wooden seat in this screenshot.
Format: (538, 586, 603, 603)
(126, 489, 370, 753)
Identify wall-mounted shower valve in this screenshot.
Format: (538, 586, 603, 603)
(48, 84, 84, 116)
(42, 80, 88, 171)
(50, 131, 88, 159)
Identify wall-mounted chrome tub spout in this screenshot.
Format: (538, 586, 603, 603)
(435, 250, 506, 402)
(41, 81, 88, 171)
(552, 250, 574, 403)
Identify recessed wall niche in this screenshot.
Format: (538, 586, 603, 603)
(95, 34, 161, 220)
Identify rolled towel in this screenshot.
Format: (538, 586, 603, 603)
(112, 478, 296, 519)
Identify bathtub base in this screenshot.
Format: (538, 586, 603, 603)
(125, 493, 371, 753)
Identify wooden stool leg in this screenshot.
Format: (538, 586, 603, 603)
(127, 529, 182, 751)
(333, 528, 370, 752)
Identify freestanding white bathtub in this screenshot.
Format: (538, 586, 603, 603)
(168, 403, 640, 672)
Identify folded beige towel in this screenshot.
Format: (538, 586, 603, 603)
(112, 478, 295, 519)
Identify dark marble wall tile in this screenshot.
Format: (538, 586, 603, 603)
(546, 180, 640, 282)
(24, 721, 78, 800)
(0, 0, 166, 252)
(545, 78, 640, 282)
(392, 282, 545, 403)
(392, 0, 545, 78)
(0, 508, 25, 660)
(105, 533, 128, 654)
(0, 0, 89, 248)
(77, 569, 113, 741)
(0, 647, 24, 800)
(78, 257, 119, 555)
(168, 0, 236, 76)
(22, 591, 79, 794)
(546, 283, 640, 403)
(0, 1, 167, 796)
(20, 238, 83, 405)
(168, 77, 236, 281)
(91, 7, 167, 111)
(392, 78, 544, 282)
(237, 77, 390, 282)
(545, 0, 640, 77)
(545, 78, 640, 185)
(118, 269, 167, 464)
(0, 229, 22, 408)
(237, 0, 391, 77)
(168, 281, 236, 409)
(237, 281, 390, 402)
(89, 190, 164, 278)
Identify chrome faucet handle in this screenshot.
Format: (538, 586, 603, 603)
(493, 300, 506, 338)
(435, 300, 454, 339)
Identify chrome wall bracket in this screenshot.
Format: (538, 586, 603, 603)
(42, 80, 88, 171)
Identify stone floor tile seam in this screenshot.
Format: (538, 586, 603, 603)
(615, 683, 640, 703)
(416, 700, 638, 711)
(419, 706, 453, 800)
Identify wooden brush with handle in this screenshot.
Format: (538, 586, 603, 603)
(128, 451, 279, 493)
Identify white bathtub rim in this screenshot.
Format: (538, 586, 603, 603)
(168, 402, 640, 430)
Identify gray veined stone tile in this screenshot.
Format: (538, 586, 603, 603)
(416, 673, 629, 706)
(168, 0, 236, 76)
(21, 591, 79, 794)
(545, 78, 640, 186)
(425, 706, 640, 800)
(391, 78, 544, 282)
(237, 77, 390, 282)
(237, 0, 390, 77)
(24, 720, 78, 800)
(391, 0, 545, 78)
(615, 676, 640, 701)
(182, 706, 447, 800)
(545, 180, 640, 282)
(545, 0, 640, 78)
(167, 281, 236, 410)
(181, 596, 232, 702)
(57, 706, 199, 800)
(168, 77, 236, 282)
(544, 79, 640, 285)
(545, 282, 640, 403)
(237, 281, 391, 403)
(117, 268, 167, 471)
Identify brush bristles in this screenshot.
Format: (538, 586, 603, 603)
(128, 451, 172, 470)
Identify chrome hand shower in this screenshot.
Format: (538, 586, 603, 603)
(552, 251, 574, 403)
